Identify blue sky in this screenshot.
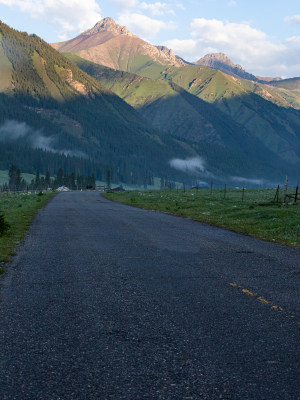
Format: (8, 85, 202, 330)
(0, 0, 299, 77)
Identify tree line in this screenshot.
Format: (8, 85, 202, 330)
(1, 165, 96, 191)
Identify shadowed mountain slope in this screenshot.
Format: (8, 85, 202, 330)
(0, 21, 196, 184)
(69, 55, 300, 164)
(67, 54, 300, 182)
(158, 65, 300, 165)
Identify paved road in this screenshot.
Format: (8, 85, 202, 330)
(0, 192, 299, 400)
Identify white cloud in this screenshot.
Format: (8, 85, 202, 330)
(227, 0, 237, 7)
(284, 15, 300, 25)
(0, 119, 87, 156)
(163, 38, 198, 56)
(0, 0, 102, 37)
(164, 18, 299, 77)
(0, 120, 30, 140)
(139, 2, 175, 16)
(112, 0, 175, 15)
(169, 157, 206, 173)
(286, 36, 300, 44)
(117, 13, 176, 39)
(111, 0, 139, 9)
(176, 3, 186, 11)
(231, 176, 265, 185)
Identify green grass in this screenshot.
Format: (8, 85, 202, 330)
(104, 189, 300, 248)
(0, 191, 55, 270)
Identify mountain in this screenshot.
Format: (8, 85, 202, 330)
(256, 76, 282, 83)
(150, 65, 300, 164)
(268, 77, 300, 91)
(67, 54, 300, 182)
(52, 18, 187, 73)
(70, 52, 300, 167)
(0, 20, 196, 185)
(2, 19, 300, 185)
(194, 53, 259, 82)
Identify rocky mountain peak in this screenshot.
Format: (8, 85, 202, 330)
(156, 45, 175, 57)
(196, 53, 241, 69)
(195, 52, 258, 81)
(83, 17, 133, 37)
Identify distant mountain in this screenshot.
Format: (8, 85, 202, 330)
(67, 54, 300, 182)
(51, 18, 300, 181)
(267, 77, 300, 91)
(52, 18, 187, 73)
(194, 53, 259, 82)
(2, 18, 300, 185)
(0, 20, 195, 185)
(256, 76, 282, 83)
(153, 65, 300, 165)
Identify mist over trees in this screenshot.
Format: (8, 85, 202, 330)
(1, 165, 98, 191)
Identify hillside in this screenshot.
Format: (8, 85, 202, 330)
(67, 54, 300, 182)
(2, 19, 300, 185)
(69, 54, 300, 165)
(268, 77, 300, 92)
(119, 58, 300, 165)
(52, 18, 186, 73)
(0, 21, 196, 185)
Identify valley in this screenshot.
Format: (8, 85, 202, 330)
(0, 17, 300, 186)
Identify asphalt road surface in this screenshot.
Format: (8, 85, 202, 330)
(0, 191, 299, 400)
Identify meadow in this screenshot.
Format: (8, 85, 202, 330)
(0, 191, 55, 270)
(104, 188, 300, 248)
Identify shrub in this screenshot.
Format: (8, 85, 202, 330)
(0, 212, 10, 236)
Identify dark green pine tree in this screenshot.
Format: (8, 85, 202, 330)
(35, 170, 40, 189)
(56, 168, 63, 187)
(8, 164, 17, 190)
(16, 168, 22, 190)
(106, 170, 111, 189)
(45, 171, 51, 187)
(70, 172, 75, 189)
(76, 174, 83, 190)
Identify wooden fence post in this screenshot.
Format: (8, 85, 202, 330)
(274, 184, 280, 203)
(284, 177, 288, 204)
(293, 185, 298, 204)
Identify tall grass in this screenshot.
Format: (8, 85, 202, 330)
(0, 191, 55, 270)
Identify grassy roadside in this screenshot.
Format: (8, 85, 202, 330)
(0, 191, 56, 272)
(104, 189, 300, 248)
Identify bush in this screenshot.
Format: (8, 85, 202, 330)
(0, 212, 10, 236)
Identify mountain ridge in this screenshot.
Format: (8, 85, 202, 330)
(67, 54, 300, 182)
(52, 18, 187, 72)
(1, 19, 300, 184)
(0, 20, 196, 185)
(194, 53, 259, 82)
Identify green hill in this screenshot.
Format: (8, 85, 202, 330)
(2, 19, 300, 185)
(165, 67, 300, 164)
(268, 77, 300, 92)
(66, 54, 299, 182)
(0, 21, 199, 185)
(128, 62, 300, 167)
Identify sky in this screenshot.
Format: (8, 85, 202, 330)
(0, 0, 299, 78)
